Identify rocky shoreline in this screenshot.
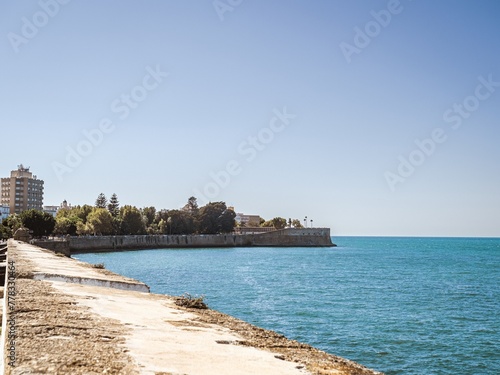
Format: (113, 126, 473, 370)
(193, 308, 383, 375)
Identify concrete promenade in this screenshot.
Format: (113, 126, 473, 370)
(1, 241, 382, 375)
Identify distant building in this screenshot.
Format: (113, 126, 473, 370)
(234, 213, 261, 227)
(0, 205, 10, 221)
(1, 165, 44, 214)
(44, 200, 73, 217)
(43, 206, 59, 217)
(60, 199, 72, 211)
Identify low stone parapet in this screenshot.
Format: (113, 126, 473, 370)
(30, 239, 70, 257)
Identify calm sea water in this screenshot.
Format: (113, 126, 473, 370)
(76, 237, 500, 374)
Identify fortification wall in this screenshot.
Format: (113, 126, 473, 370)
(250, 228, 333, 247)
(53, 228, 334, 254)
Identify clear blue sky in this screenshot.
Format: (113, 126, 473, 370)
(1, 0, 499, 237)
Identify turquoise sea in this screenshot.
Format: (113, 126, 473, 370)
(76, 237, 500, 374)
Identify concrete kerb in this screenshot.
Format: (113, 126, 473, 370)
(32, 273, 150, 293)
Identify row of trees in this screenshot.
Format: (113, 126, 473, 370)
(0, 194, 304, 239)
(1, 209, 56, 239)
(52, 195, 237, 236)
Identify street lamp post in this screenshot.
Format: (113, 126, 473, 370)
(304, 216, 307, 228)
(311, 219, 313, 228)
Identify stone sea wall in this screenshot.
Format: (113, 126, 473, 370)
(65, 228, 334, 254)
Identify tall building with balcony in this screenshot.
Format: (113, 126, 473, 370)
(1, 165, 44, 215)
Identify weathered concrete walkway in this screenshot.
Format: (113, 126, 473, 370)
(2, 240, 383, 375)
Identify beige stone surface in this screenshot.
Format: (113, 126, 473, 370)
(52, 282, 309, 375)
(4, 279, 137, 375)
